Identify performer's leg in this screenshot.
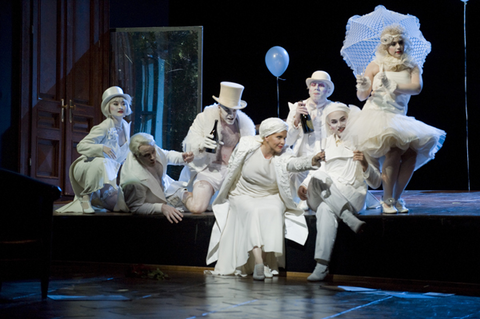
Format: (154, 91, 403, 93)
(252, 246, 265, 281)
(381, 148, 402, 212)
(184, 180, 214, 214)
(308, 202, 335, 281)
(393, 148, 417, 200)
(307, 171, 364, 233)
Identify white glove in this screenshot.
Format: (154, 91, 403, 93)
(356, 75, 371, 92)
(201, 134, 217, 151)
(377, 72, 397, 94)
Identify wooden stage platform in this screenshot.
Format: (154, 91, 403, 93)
(52, 190, 480, 286)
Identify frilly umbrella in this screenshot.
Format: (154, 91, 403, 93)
(340, 5, 431, 75)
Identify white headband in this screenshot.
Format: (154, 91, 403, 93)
(259, 118, 288, 138)
(380, 33, 403, 45)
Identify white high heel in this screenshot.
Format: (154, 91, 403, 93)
(381, 198, 398, 214)
(395, 198, 409, 213)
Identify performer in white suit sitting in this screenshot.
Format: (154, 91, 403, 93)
(120, 133, 193, 223)
(297, 102, 382, 281)
(206, 118, 323, 281)
(180, 81, 256, 214)
(56, 86, 132, 214)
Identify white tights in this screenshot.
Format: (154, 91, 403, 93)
(381, 147, 417, 201)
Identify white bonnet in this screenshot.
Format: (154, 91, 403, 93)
(259, 117, 288, 138)
(324, 102, 351, 119)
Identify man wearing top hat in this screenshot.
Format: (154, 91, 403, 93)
(285, 71, 336, 206)
(176, 81, 255, 214)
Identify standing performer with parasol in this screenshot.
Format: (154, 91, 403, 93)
(340, 6, 446, 214)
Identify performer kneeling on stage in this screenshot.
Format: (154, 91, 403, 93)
(297, 103, 381, 282)
(120, 133, 193, 223)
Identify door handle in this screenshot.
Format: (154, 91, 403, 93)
(69, 99, 76, 123)
(61, 99, 67, 122)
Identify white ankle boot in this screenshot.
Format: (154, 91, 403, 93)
(340, 210, 366, 234)
(307, 263, 329, 282)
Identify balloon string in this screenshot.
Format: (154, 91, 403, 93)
(276, 77, 280, 118)
(276, 77, 286, 118)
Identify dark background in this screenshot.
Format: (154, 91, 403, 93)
(1, 0, 479, 191)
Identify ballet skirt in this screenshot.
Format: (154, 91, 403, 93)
(343, 65, 446, 171)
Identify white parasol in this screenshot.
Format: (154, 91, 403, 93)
(340, 5, 431, 75)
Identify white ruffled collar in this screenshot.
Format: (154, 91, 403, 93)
(374, 53, 417, 73)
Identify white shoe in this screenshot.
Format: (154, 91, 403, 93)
(395, 198, 409, 213)
(253, 264, 265, 281)
(381, 202, 397, 214)
(80, 199, 95, 214)
(381, 198, 398, 214)
(264, 266, 273, 278)
(307, 263, 329, 282)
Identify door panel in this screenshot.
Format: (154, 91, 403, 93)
(26, 0, 109, 196)
(31, 0, 65, 187)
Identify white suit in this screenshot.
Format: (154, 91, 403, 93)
(120, 146, 186, 214)
(303, 135, 381, 264)
(285, 98, 334, 199)
(56, 118, 131, 213)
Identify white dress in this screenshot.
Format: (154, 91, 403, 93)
(213, 148, 285, 275)
(343, 68, 446, 171)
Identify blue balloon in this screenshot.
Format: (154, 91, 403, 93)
(265, 46, 289, 77)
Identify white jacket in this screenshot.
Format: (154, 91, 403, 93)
(180, 104, 256, 186)
(120, 146, 186, 214)
(302, 135, 382, 212)
(206, 135, 319, 265)
(285, 98, 333, 156)
(69, 118, 131, 197)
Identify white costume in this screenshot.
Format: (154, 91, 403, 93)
(120, 146, 186, 214)
(303, 134, 381, 264)
(56, 118, 130, 213)
(285, 98, 334, 204)
(343, 62, 446, 171)
(206, 135, 318, 276)
(179, 104, 255, 190)
(285, 98, 331, 157)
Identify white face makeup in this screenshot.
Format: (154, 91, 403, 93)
(308, 81, 328, 104)
(327, 111, 348, 137)
(219, 104, 238, 125)
(137, 144, 156, 167)
(387, 38, 405, 58)
(109, 97, 128, 119)
(264, 130, 287, 155)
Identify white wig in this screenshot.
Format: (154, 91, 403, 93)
(129, 132, 155, 156)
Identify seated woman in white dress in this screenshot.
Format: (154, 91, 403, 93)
(206, 118, 323, 281)
(345, 24, 446, 213)
(56, 86, 132, 214)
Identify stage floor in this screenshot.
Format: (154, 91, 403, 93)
(357, 190, 480, 216)
(1, 262, 480, 318)
(54, 190, 480, 217)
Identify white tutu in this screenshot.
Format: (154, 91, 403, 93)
(343, 68, 446, 171)
(344, 107, 445, 171)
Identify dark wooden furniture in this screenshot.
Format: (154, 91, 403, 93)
(0, 168, 61, 299)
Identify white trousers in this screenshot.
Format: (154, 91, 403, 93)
(307, 171, 352, 265)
